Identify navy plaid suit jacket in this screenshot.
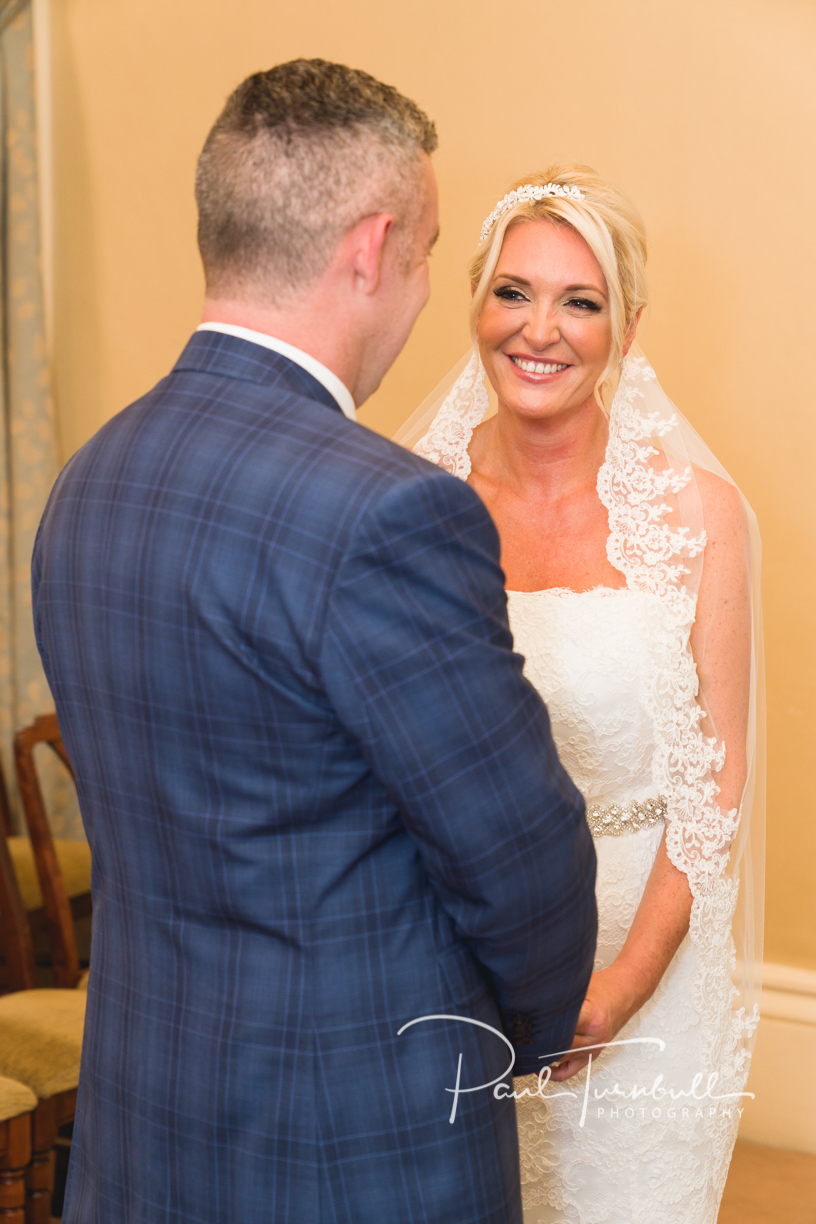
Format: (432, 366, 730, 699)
(33, 331, 597, 1224)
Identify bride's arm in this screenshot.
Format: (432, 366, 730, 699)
(551, 474, 752, 1081)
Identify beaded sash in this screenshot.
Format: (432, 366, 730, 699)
(585, 795, 667, 837)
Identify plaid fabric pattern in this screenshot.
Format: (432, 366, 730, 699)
(33, 332, 597, 1224)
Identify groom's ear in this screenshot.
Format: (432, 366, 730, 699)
(344, 213, 394, 296)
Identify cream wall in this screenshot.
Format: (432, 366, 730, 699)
(47, 0, 815, 969)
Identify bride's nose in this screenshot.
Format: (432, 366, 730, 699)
(523, 303, 560, 351)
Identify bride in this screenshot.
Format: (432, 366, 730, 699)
(396, 166, 764, 1224)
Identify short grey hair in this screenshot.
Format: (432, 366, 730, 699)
(195, 59, 438, 302)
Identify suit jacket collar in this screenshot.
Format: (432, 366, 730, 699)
(172, 330, 344, 416)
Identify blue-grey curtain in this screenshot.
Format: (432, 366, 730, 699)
(0, 0, 80, 837)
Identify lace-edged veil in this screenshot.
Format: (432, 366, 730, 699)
(395, 343, 765, 1105)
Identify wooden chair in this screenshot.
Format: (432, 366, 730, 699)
(0, 825, 85, 1223)
(12, 716, 91, 989)
(0, 995, 82, 1224)
(0, 1075, 38, 1224)
(0, 802, 36, 995)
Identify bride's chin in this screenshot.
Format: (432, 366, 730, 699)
(498, 391, 569, 420)
(494, 379, 601, 423)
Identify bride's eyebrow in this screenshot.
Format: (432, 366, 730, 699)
(492, 273, 607, 298)
(564, 283, 607, 297)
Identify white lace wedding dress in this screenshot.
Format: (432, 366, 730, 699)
(509, 586, 716, 1223)
(409, 352, 761, 1224)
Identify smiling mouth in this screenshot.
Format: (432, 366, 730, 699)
(510, 356, 570, 375)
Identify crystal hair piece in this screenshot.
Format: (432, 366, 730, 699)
(479, 183, 586, 243)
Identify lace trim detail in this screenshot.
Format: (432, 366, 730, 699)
(596, 358, 739, 894)
(596, 355, 758, 1209)
(412, 351, 487, 479)
(507, 584, 627, 598)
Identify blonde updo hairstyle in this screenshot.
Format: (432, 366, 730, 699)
(469, 164, 648, 406)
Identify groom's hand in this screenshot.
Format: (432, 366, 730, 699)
(547, 965, 642, 1082)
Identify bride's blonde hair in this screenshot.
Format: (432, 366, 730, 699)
(469, 164, 648, 403)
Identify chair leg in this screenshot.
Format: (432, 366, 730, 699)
(0, 1114, 30, 1223)
(25, 1102, 56, 1224)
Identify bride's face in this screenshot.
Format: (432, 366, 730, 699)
(477, 219, 612, 421)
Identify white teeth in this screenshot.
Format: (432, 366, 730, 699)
(512, 357, 567, 374)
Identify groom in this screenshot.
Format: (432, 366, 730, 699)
(33, 60, 596, 1224)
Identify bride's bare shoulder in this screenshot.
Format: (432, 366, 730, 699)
(692, 466, 750, 549)
(649, 446, 748, 544)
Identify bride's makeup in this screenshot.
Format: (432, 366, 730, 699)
(477, 220, 611, 416)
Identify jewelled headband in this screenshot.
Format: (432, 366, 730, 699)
(479, 183, 586, 244)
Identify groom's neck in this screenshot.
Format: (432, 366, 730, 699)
(201, 290, 362, 400)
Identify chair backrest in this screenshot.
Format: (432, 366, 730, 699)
(0, 823, 37, 992)
(0, 755, 13, 840)
(14, 716, 81, 988)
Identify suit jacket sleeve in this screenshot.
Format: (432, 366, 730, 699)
(320, 464, 597, 1075)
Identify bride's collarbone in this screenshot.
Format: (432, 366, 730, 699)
(467, 463, 604, 522)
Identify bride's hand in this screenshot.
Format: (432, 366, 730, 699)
(547, 964, 642, 1082)
(548, 834, 694, 1083)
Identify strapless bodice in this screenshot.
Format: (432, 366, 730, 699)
(506, 586, 662, 805)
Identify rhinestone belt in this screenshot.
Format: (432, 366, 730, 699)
(586, 795, 668, 837)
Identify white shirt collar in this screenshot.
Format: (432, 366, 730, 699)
(196, 322, 357, 421)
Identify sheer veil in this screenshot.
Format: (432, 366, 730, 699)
(395, 343, 765, 1156)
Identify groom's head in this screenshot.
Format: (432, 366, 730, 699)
(196, 64, 437, 352)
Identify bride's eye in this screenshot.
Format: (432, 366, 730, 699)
(566, 297, 602, 313)
(493, 285, 529, 302)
